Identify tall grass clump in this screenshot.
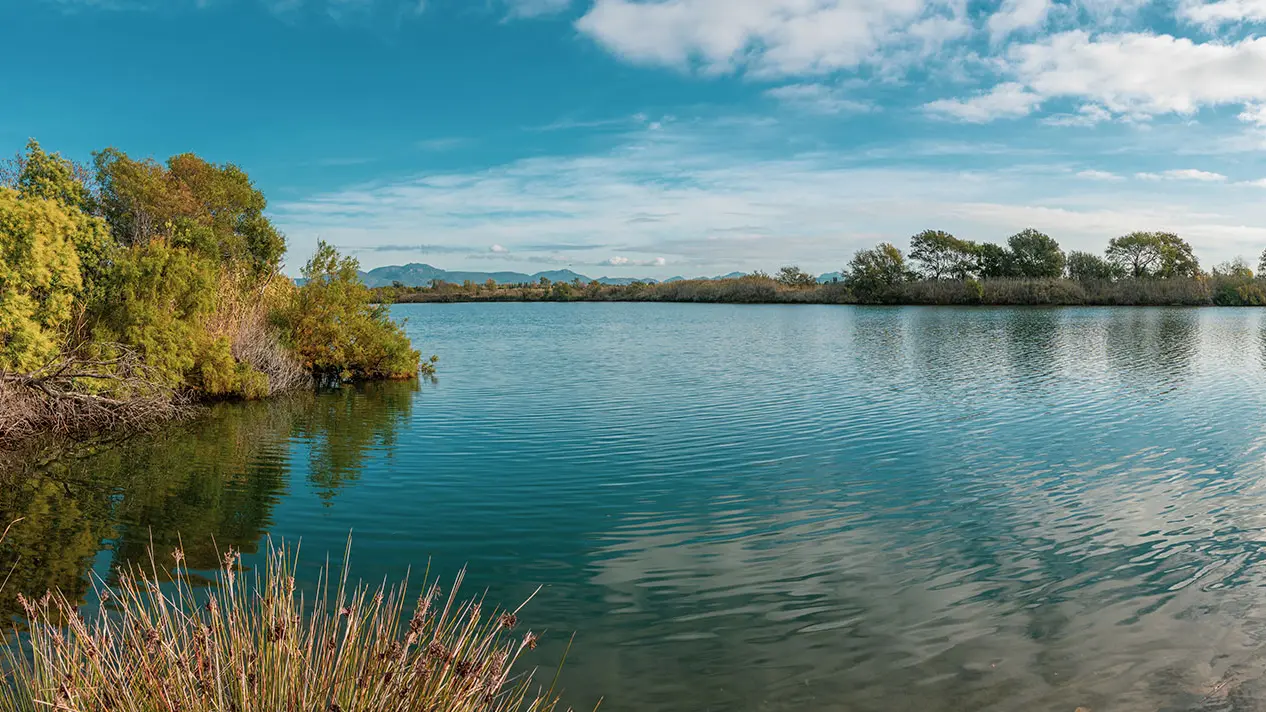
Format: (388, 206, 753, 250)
(1, 543, 568, 712)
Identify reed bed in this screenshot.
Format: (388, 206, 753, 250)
(0, 542, 569, 712)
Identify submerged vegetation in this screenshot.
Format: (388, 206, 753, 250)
(0, 140, 426, 449)
(1, 541, 566, 712)
(379, 229, 1266, 308)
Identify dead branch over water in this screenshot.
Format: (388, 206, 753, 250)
(0, 346, 191, 451)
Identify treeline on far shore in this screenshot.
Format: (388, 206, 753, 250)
(375, 229, 1266, 307)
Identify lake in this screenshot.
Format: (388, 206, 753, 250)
(8, 303, 1266, 711)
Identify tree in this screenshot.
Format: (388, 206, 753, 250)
(1213, 257, 1253, 279)
(89, 240, 219, 387)
(1106, 231, 1200, 279)
(1007, 228, 1065, 278)
(909, 229, 975, 280)
(1104, 232, 1157, 278)
(0, 189, 85, 371)
(1154, 232, 1200, 278)
(276, 241, 420, 382)
(973, 242, 1015, 279)
(9, 141, 112, 300)
(845, 243, 909, 301)
(94, 148, 285, 275)
(1258, 248, 1266, 278)
(1066, 251, 1121, 282)
(775, 265, 818, 288)
(7, 139, 94, 212)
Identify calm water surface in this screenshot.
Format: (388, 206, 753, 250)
(9, 304, 1266, 711)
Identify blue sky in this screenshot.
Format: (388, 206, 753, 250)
(4, 0, 1266, 278)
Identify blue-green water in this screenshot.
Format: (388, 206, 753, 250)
(9, 304, 1266, 711)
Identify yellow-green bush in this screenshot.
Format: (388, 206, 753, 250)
(0, 189, 84, 371)
(276, 241, 421, 382)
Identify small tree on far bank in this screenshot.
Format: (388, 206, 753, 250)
(909, 229, 975, 280)
(1106, 231, 1199, 279)
(775, 265, 818, 288)
(1066, 251, 1121, 282)
(1007, 229, 1065, 278)
(845, 243, 909, 302)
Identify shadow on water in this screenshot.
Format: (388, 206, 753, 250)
(0, 380, 417, 619)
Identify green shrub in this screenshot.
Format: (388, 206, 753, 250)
(277, 241, 422, 382)
(0, 189, 84, 372)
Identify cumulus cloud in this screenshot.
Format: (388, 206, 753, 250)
(574, 0, 962, 77)
(490, 244, 508, 253)
(988, 0, 1051, 40)
(1180, 0, 1266, 25)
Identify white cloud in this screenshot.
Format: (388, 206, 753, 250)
(490, 244, 508, 253)
(1243, 178, 1266, 187)
(1043, 104, 1112, 127)
(1180, 0, 1266, 25)
(602, 256, 668, 267)
(1135, 169, 1228, 181)
(764, 83, 873, 114)
(273, 122, 1266, 276)
(1007, 32, 1266, 118)
(1077, 169, 1125, 181)
(988, 0, 1050, 40)
(1239, 104, 1266, 126)
(924, 83, 1043, 122)
(574, 0, 960, 77)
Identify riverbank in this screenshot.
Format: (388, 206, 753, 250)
(376, 274, 1266, 307)
(0, 141, 427, 454)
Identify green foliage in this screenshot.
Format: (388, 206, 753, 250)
(1106, 232, 1161, 278)
(90, 240, 218, 386)
(94, 148, 285, 275)
(909, 229, 976, 280)
(964, 278, 984, 304)
(1106, 231, 1199, 279)
(11, 139, 94, 212)
(775, 265, 818, 288)
(973, 242, 1015, 279)
(846, 242, 909, 302)
(1212, 257, 1253, 279)
(277, 241, 421, 382)
(1007, 228, 1065, 278)
(0, 189, 84, 371)
(1066, 250, 1121, 282)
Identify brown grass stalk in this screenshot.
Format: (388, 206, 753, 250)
(0, 540, 570, 712)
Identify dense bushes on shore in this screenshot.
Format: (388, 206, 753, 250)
(0, 140, 424, 448)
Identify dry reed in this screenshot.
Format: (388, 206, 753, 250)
(0, 541, 571, 712)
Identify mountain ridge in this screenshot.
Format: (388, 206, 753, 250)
(355, 263, 766, 288)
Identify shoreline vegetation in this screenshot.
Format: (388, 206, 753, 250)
(0, 140, 428, 452)
(1, 536, 568, 712)
(376, 230, 1266, 308)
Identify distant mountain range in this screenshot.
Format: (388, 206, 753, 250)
(352, 263, 766, 288)
(345, 263, 844, 288)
